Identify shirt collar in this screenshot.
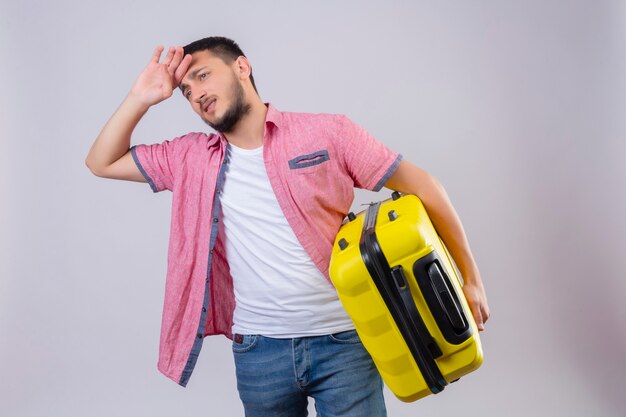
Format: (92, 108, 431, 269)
(208, 131, 226, 149)
(264, 102, 283, 129)
(209, 102, 282, 148)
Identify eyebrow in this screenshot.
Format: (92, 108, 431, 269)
(179, 66, 209, 93)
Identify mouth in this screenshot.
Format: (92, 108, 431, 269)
(203, 98, 217, 113)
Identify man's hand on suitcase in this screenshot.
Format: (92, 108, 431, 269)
(462, 278, 490, 331)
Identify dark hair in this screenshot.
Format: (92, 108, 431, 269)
(183, 36, 258, 93)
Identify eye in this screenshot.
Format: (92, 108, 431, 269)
(199, 72, 209, 80)
(184, 89, 191, 99)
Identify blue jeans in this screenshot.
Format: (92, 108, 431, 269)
(232, 330, 387, 417)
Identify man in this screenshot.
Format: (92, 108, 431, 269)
(85, 36, 489, 416)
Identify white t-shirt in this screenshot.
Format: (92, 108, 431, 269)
(219, 143, 354, 337)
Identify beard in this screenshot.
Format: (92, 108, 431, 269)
(203, 73, 251, 133)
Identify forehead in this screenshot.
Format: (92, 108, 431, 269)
(183, 50, 228, 80)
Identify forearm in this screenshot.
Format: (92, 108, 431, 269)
(385, 160, 489, 328)
(85, 93, 149, 174)
(418, 176, 480, 284)
(385, 161, 481, 285)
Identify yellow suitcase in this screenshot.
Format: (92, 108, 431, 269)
(329, 192, 483, 402)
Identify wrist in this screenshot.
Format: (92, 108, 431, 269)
(124, 91, 152, 115)
(459, 264, 481, 286)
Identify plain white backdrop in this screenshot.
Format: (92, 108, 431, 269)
(1, 1, 625, 416)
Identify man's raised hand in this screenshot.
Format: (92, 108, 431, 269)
(129, 46, 192, 108)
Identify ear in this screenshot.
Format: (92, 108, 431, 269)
(234, 56, 252, 81)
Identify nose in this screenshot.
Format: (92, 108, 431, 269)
(192, 89, 206, 104)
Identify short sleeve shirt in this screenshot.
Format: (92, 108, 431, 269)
(130, 103, 402, 387)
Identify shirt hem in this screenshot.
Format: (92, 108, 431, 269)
(130, 145, 159, 193)
(231, 323, 356, 338)
(373, 153, 403, 192)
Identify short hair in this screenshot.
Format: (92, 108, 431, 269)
(183, 36, 258, 93)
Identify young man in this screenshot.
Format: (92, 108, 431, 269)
(85, 36, 489, 416)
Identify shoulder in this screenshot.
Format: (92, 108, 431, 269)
(279, 109, 347, 128)
(163, 131, 222, 153)
(174, 131, 214, 145)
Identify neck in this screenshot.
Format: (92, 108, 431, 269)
(222, 96, 267, 150)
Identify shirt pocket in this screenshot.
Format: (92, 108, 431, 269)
(288, 150, 330, 173)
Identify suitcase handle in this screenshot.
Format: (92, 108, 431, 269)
(413, 252, 473, 344)
(427, 262, 467, 331)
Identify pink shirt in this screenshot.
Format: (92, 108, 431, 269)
(130, 103, 401, 387)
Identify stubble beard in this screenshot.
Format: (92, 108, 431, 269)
(203, 74, 251, 133)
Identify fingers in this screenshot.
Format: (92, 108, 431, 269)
(162, 46, 177, 66)
(471, 302, 485, 332)
(465, 290, 486, 332)
(476, 311, 485, 331)
(461, 281, 489, 332)
(481, 303, 490, 325)
(174, 53, 193, 85)
(150, 45, 165, 63)
(157, 46, 192, 84)
(475, 301, 491, 332)
(167, 46, 185, 74)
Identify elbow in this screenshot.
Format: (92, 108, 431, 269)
(85, 158, 104, 177)
(84, 157, 96, 175)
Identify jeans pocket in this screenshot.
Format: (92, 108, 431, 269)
(232, 334, 259, 353)
(328, 329, 361, 344)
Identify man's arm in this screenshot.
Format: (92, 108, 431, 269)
(85, 46, 191, 180)
(384, 160, 490, 331)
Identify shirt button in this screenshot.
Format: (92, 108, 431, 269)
(202, 307, 206, 312)
(197, 333, 202, 339)
(213, 217, 218, 223)
(209, 249, 214, 254)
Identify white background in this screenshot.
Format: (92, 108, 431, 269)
(1, 1, 624, 416)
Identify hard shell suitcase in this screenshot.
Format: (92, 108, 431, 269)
(329, 192, 483, 402)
